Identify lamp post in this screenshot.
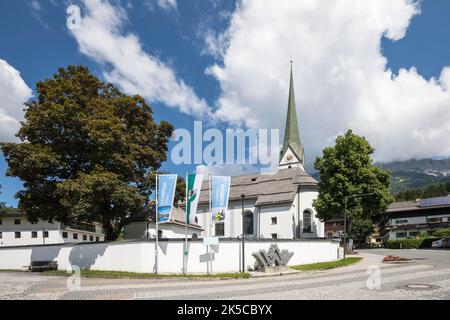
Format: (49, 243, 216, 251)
(343, 192, 376, 258)
(241, 194, 245, 273)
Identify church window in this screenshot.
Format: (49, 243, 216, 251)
(303, 210, 312, 233)
(243, 210, 254, 235)
(215, 223, 225, 237)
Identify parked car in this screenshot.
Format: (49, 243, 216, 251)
(432, 238, 450, 248)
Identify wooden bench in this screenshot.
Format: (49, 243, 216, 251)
(29, 261, 58, 272)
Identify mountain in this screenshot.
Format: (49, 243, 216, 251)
(311, 158, 450, 195)
(378, 158, 450, 194)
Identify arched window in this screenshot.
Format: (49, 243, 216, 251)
(243, 210, 254, 235)
(303, 210, 312, 233)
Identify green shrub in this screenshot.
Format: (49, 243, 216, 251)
(385, 237, 440, 249)
(432, 229, 450, 238)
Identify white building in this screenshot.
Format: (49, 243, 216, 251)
(383, 196, 450, 240)
(195, 67, 324, 240)
(124, 206, 204, 240)
(0, 209, 105, 247)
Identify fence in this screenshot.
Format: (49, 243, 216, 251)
(0, 238, 340, 274)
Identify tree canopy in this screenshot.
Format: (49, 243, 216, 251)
(313, 130, 394, 225)
(0, 184, 6, 216)
(1, 66, 174, 240)
(348, 219, 374, 244)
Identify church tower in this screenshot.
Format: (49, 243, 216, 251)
(279, 63, 306, 171)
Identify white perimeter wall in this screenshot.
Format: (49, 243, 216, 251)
(0, 240, 340, 274)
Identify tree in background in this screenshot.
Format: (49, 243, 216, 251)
(150, 173, 186, 205)
(0, 184, 6, 216)
(348, 219, 374, 244)
(396, 182, 450, 202)
(1, 66, 174, 240)
(313, 130, 394, 231)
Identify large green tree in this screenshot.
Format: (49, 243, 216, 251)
(1, 66, 174, 240)
(313, 130, 394, 228)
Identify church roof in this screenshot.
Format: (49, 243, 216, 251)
(198, 167, 318, 206)
(280, 65, 305, 166)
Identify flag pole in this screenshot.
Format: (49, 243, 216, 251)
(155, 174, 159, 275)
(184, 172, 188, 275)
(208, 173, 212, 275)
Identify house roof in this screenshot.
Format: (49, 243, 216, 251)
(197, 167, 318, 206)
(148, 206, 204, 231)
(386, 196, 450, 213)
(0, 208, 25, 218)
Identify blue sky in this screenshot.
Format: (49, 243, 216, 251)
(1, 0, 450, 207)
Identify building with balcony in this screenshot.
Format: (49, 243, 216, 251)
(383, 196, 450, 240)
(0, 209, 105, 247)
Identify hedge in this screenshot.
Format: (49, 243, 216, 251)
(385, 238, 441, 249)
(433, 229, 450, 238)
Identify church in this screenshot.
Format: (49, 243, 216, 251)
(195, 68, 324, 240)
(124, 68, 324, 241)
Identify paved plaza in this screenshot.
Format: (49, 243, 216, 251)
(1, 249, 449, 300)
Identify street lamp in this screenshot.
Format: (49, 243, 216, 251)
(241, 194, 245, 273)
(343, 192, 376, 258)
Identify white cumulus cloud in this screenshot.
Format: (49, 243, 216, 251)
(69, 0, 209, 117)
(144, 0, 178, 12)
(206, 0, 450, 165)
(0, 59, 33, 143)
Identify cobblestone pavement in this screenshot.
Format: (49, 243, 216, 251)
(1, 250, 449, 300)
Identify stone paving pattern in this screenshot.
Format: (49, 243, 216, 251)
(1, 249, 449, 300)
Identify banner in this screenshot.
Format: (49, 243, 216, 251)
(211, 176, 231, 224)
(187, 174, 204, 225)
(157, 174, 177, 223)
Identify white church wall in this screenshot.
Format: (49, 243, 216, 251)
(298, 187, 324, 238)
(259, 204, 295, 239)
(0, 239, 340, 274)
(196, 200, 257, 238)
(195, 192, 325, 240)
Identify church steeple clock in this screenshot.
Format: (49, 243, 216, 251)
(279, 63, 306, 171)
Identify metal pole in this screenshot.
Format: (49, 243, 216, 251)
(241, 194, 245, 273)
(206, 173, 214, 275)
(343, 196, 347, 259)
(184, 172, 188, 275)
(155, 174, 159, 274)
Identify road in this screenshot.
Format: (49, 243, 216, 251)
(1, 249, 449, 300)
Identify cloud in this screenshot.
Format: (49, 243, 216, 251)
(196, 164, 258, 177)
(0, 59, 33, 143)
(144, 0, 178, 12)
(69, 0, 210, 117)
(206, 0, 450, 165)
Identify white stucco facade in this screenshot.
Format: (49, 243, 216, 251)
(386, 214, 450, 240)
(0, 215, 105, 247)
(195, 185, 324, 240)
(0, 239, 340, 274)
(124, 221, 203, 240)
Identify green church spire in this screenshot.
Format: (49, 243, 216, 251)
(280, 63, 305, 168)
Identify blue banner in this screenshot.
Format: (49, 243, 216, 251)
(211, 176, 231, 223)
(157, 174, 177, 223)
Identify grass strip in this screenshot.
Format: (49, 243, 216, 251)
(290, 257, 363, 271)
(40, 269, 251, 279)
